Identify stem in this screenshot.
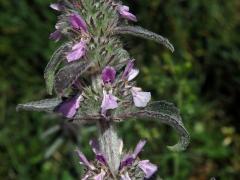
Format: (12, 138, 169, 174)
(98, 119, 122, 178)
(173, 152, 180, 179)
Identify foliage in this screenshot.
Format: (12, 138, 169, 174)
(0, 0, 239, 179)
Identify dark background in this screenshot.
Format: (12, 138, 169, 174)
(0, 0, 240, 179)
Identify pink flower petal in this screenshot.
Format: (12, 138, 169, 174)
(101, 91, 118, 115)
(120, 140, 146, 169)
(131, 87, 151, 107)
(69, 13, 88, 32)
(118, 5, 137, 22)
(132, 140, 146, 158)
(122, 60, 139, 81)
(66, 41, 86, 62)
(56, 95, 83, 118)
(89, 140, 107, 165)
(75, 149, 95, 170)
(128, 69, 139, 81)
(138, 160, 158, 179)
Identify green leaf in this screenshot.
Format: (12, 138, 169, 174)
(44, 138, 64, 159)
(114, 101, 190, 151)
(44, 43, 70, 95)
(114, 26, 175, 52)
(41, 125, 61, 139)
(54, 60, 91, 95)
(16, 98, 61, 112)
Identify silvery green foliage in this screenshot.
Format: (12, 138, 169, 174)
(17, 0, 190, 179)
(17, 98, 61, 112)
(44, 42, 70, 95)
(114, 26, 175, 52)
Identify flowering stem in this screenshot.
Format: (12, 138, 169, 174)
(98, 119, 122, 179)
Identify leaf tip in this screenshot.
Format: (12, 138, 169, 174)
(16, 105, 21, 112)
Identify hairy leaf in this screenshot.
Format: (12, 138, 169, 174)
(114, 26, 175, 52)
(54, 60, 91, 95)
(16, 98, 61, 112)
(44, 43, 70, 95)
(114, 101, 189, 151)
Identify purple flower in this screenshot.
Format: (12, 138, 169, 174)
(121, 172, 131, 180)
(75, 139, 157, 179)
(120, 140, 157, 179)
(131, 87, 151, 107)
(122, 60, 139, 81)
(120, 140, 146, 169)
(66, 41, 86, 62)
(101, 66, 116, 84)
(69, 13, 88, 32)
(117, 5, 137, 22)
(138, 160, 158, 179)
(50, 3, 65, 11)
(127, 69, 139, 81)
(89, 139, 107, 165)
(120, 153, 134, 169)
(55, 94, 83, 118)
(132, 140, 146, 158)
(49, 30, 62, 42)
(75, 149, 95, 170)
(101, 90, 118, 116)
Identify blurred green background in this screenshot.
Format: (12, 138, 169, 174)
(1, 0, 240, 179)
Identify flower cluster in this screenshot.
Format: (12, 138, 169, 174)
(76, 140, 157, 179)
(50, 2, 151, 119)
(50, 5, 89, 62)
(55, 60, 151, 119)
(48, 1, 164, 179)
(100, 60, 151, 116)
(49, 2, 137, 62)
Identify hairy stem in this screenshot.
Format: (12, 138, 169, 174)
(98, 119, 122, 179)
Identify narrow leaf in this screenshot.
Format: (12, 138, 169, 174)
(41, 125, 61, 139)
(16, 98, 61, 112)
(44, 43, 70, 95)
(54, 60, 91, 95)
(114, 26, 174, 52)
(44, 138, 64, 159)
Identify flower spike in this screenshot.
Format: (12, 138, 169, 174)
(17, 1, 190, 179)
